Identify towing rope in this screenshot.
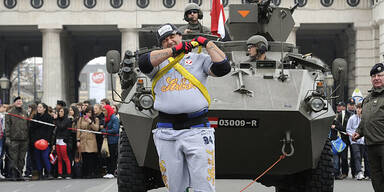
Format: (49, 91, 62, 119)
(5, 112, 118, 136)
(239, 154, 286, 192)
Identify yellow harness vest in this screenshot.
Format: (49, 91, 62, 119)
(151, 51, 211, 106)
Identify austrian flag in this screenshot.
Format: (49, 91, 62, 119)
(208, 117, 218, 128)
(210, 0, 226, 38)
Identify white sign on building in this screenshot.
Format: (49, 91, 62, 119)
(89, 72, 106, 103)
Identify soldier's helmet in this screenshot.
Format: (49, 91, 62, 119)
(184, 3, 203, 21)
(247, 35, 269, 55)
(246, 35, 268, 48)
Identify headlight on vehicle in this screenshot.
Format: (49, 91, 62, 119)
(139, 94, 154, 110)
(309, 97, 325, 112)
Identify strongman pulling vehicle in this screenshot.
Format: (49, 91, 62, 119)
(106, 1, 346, 191)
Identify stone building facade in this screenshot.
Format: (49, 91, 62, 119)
(0, 0, 383, 105)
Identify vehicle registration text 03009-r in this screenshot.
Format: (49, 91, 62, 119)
(217, 118, 259, 128)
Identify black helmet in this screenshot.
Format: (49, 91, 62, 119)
(184, 3, 203, 21)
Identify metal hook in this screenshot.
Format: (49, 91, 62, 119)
(280, 131, 295, 157)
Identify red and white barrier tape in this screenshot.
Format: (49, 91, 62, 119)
(5, 112, 118, 136)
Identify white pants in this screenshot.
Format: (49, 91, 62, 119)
(153, 127, 215, 192)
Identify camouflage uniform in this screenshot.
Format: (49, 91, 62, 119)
(5, 106, 29, 177)
(356, 86, 384, 191)
(178, 22, 211, 34)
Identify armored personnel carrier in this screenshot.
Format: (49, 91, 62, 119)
(107, 1, 346, 191)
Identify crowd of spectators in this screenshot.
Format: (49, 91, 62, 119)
(330, 98, 370, 181)
(0, 97, 120, 181)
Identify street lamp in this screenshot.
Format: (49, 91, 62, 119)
(0, 74, 10, 104)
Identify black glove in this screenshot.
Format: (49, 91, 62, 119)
(192, 36, 210, 47)
(172, 42, 193, 56)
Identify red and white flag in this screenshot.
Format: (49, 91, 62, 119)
(210, 0, 226, 38)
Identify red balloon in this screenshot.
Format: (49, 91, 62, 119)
(34, 139, 48, 150)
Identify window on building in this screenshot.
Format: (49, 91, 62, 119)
(31, 0, 43, 9)
(272, 0, 281, 6)
(57, 0, 70, 9)
(294, 0, 307, 7)
(110, 0, 122, 8)
(347, 0, 360, 7)
(84, 0, 96, 9)
(137, 0, 149, 8)
(163, 0, 175, 8)
(189, 0, 202, 6)
(4, 0, 17, 9)
(320, 0, 333, 7)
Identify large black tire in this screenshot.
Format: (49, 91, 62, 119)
(118, 130, 146, 192)
(117, 130, 164, 192)
(276, 139, 334, 192)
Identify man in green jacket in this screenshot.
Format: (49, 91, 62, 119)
(353, 63, 384, 192)
(5, 96, 28, 180)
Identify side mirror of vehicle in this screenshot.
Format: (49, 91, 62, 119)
(331, 58, 347, 82)
(106, 50, 121, 74)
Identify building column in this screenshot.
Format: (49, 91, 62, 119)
(379, 19, 384, 62)
(120, 28, 139, 55)
(354, 24, 377, 97)
(345, 28, 356, 96)
(41, 28, 64, 106)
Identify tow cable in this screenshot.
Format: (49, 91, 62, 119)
(239, 154, 286, 192)
(240, 132, 294, 191)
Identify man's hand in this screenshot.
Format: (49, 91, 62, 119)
(184, 29, 191, 34)
(172, 42, 193, 56)
(352, 133, 361, 141)
(192, 36, 209, 47)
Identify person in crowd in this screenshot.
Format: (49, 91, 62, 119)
(178, 3, 210, 34)
(68, 105, 80, 162)
(76, 105, 99, 178)
(76, 103, 83, 116)
(53, 107, 73, 179)
(0, 104, 6, 179)
(347, 103, 370, 180)
(336, 101, 345, 113)
(82, 101, 90, 111)
(100, 98, 110, 106)
(5, 97, 29, 180)
(353, 63, 384, 192)
(346, 98, 357, 177)
(56, 100, 66, 111)
(48, 106, 54, 116)
(111, 104, 120, 120)
(346, 97, 356, 114)
(331, 101, 353, 180)
(30, 103, 54, 180)
(2, 104, 11, 178)
(93, 104, 105, 176)
(24, 103, 37, 178)
(100, 105, 119, 179)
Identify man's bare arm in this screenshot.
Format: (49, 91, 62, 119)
(205, 41, 226, 63)
(149, 48, 173, 66)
